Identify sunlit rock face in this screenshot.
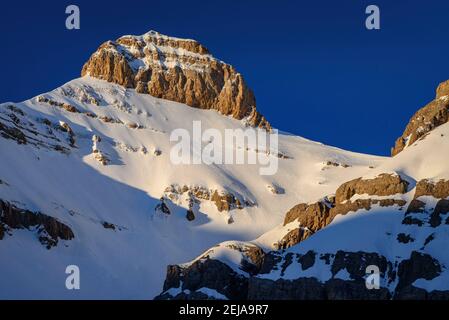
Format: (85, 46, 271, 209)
(82, 30, 270, 129)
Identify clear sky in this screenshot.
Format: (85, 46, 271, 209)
(2, 0, 449, 156)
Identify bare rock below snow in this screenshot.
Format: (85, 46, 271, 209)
(394, 251, 442, 297)
(102, 221, 116, 230)
(278, 200, 332, 249)
(164, 184, 255, 213)
(91, 135, 110, 165)
(403, 179, 449, 227)
(430, 199, 449, 227)
(156, 258, 249, 300)
(155, 197, 171, 215)
(210, 190, 243, 212)
(158, 245, 449, 300)
(247, 250, 446, 300)
(0, 122, 27, 145)
(392, 79, 449, 156)
(406, 199, 426, 213)
(414, 179, 449, 199)
(278, 198, 406, 250)
(0, 199, 74, 248)
(36, 96, 79, 113)
(157, 242, 265, 300)
(283, 200, 332, 227)
(227, 243, 266, 275)
(397, 233, 414, 243)
(158, 172, 449, 300)
(278, 174, 408, 249)
(0, 104, 74, 153)
(335, 173, 409, 204)
(275, 228, 312, 250)
(186, 209, 195, 221)
(81, 31, 270, 129)
(331, 198, 406, 217)
(248, 250, 393, 300)
(59, 121, 76, 147)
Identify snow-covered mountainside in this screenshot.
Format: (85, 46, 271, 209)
(158, 78, 449, 300)
(1, 30, 448, 300)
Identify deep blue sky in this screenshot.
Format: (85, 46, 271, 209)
(2, 0, 449, 156)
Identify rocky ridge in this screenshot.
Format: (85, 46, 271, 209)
(0, 199, 74, 249)
(392, 79, 449, 156)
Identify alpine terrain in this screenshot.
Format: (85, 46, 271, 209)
(1, 30, 449, 299)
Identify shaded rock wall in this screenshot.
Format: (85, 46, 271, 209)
(0, 199, 74, 249)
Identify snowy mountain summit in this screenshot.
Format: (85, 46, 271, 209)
(1, 30, 449, 300)
(81, 30, 270, 129)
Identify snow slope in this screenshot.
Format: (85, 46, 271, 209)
(0, 76, 382, 299)
(165, 114, 449, 299)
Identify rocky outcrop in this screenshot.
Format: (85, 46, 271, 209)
(154, 197, 171, 216)
(156, 258, 249, 300)
(158, 245, 449, 300)
(394, 251, 441, 297)
(414, 179, 449, 199)
(36, 96, 79, 113)
(335, 173, 409, 204)
(156, 242, 265, 300)
(275, 228, 312, 250)
(0, 103, 75, 154)
(249, 250, 392, 300)
(403, 179, 449, 227)
(328, 173, 408, 226)
(0, 199, 74, 249)
(392, 79, 449, 156)
(254, 250, 447, 300)
(157, 170, 449, 300)
(276, 200, 332, 249)
(277, 173, 408, 249)
(283, 199, 332, 227)
(0, 122, 27, 145)
(248, 251, 449, 300)
(164, 184, 255, 212)
(240, 175, 449, 300)
(91, 135, 109, 165)
(81, 31, 270, 129)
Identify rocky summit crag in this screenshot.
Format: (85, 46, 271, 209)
(82, 30, 270, 129)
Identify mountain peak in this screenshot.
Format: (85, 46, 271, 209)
(81, 30, 270, 129)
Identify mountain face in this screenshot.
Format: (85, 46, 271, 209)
(1, 30, 449, 300)
(81, 30, 269, 129)
(157, 77, 449, 300)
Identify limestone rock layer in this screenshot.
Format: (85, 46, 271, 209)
(81, 30, 270, 129)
